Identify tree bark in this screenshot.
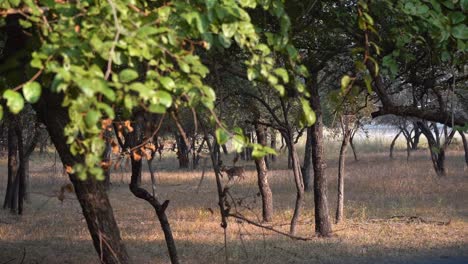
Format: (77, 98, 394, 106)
(335, 121, 350, 224)
(3, 120, 18, 211)
(308, 80, 332, 237)
(417, 122, 455, 177)
(270, 128, 277, 162)
(301, 127, 313, 192)
(460, 131, 468, 169)
(129, 157, 179, 264)
(124, 114, 179, 264)
(254, 123, 273, 222)
(349, 130, 359, 161)
(103, 133, 112, 190)
(176, 134, 189, 169)
(15, 120, 26, 215)
(284, 132, 304, 235)
(389, 130, 402, 159)
(35, 91, 130, 264)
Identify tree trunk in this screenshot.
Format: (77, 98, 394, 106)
(130, 157, 179, 263)
(284, 132, 304, 235)
(270, 128, 277, 162)
(34, 91, 130, 264)
(103, 134, 112, 190)
(335, 126, 350, 224)
(176, 134, 190, 169)
(417, 122, 455, 177)
(124, 114, 179, 264)
(15, 121, 26, 215)
(3, 122, 18, 211)
(308, 80, 332, 237)
(412, 125, 421, 150)
(389, 130, 402, 159)
(254, 123, 273, 222)
(460, 131, 468, 169)
(349, 130, 359, 161)
(301, 127, 313, 192)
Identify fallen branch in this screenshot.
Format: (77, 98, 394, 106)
(369, 215, 451, 226)
(228, 213, 314, 241)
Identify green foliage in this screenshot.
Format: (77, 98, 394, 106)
(1, 0, 306, 179)
(22, 81, 41, 103)
(3, 90, 24, 114)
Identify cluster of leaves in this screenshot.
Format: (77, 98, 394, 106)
(0, 0, 313, 179)
(377, 0, 467, 77)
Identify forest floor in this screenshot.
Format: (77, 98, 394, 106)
(0, 136, 467, 264)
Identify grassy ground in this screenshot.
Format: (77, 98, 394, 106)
(0, 135, 467, 263)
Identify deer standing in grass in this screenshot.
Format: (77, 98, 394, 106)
(220, 166, 246, 181)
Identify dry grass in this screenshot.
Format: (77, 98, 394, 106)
(0, 136, 467, 263)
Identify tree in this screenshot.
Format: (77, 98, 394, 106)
(1, 0, 310, 262)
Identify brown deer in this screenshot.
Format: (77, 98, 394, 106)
(220, 166, 246, 181)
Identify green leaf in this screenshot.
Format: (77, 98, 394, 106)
(85, 110, 101, 128)
(160, 76, 176, 90)
(461, 0, 468, 11)
(222, 23, 238, 38)
(300, 98, 316, 127)
(232, 134, 245, 153)
(3, 90, 24, 114)
(364, 74, 373, 93)
(22, 81, 42, 103)
(154, 90, 172, 107)
(0, 105, 3, 120)
(449, 12, 465, 24)
(340, 75, 351, 91)
(452, 24, 468, 39)
(119, 69, 139, 83)
(273, 68, 289, 83)
(215, 128, 229, 145)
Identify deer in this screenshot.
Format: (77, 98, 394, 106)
(220, 166, 246, 181)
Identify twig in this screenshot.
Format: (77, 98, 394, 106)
(128, 113, 166, 152)
(228, 213, 314, 241)
(105, 0, 122, 80)
(12, 56, 52, 91)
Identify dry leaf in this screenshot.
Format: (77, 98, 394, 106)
(132, 150, 142, 161)
(65, 165, 73, 174)
(124, 120, 134, 132)
(101, 118, 112, 130)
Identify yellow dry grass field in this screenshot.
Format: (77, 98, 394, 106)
(1, 137, 467, 263)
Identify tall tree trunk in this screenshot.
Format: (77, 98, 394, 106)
(284, 132, 304, 235)
(308, 80, 332, 237)
(335, 124, 350, 224)
(301, 127, 313, 192)
(254, 123, 273, 222)
(3, 122, 18, 211)
(15, 121, 26, 215)
(460, 131, 468, 169)
(35, 91, 130, 264)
